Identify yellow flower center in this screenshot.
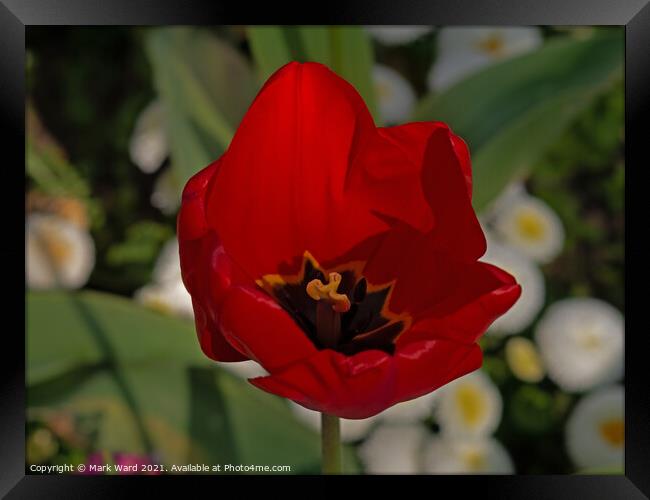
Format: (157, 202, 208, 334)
(505, 337, 545, 383)
(143, 296, 173, 315)
(463, 449, 487, 471)
(599, 418, 624, 448)
(455, 383, 486, 427)
(577, 327, 603, 351)
(477, 34, 506, 57)
(375, 81, 393, 101)
(27, 191, 89, 229)
(515, 210, 547, 241)
(38, 227, 73, 267)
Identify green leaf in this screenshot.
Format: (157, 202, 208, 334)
(145, 28, 257, 188)
(326, 27, 378, 122)
(26, 143, 89, 199)
(246, 26, 294, 83)
(575, 466, 624, 475)
(296, 26, 331, 66)
(413, 30, 623, 210)
(471, 84, 615, 210)
(27, 290, 203, 385)
(26, 105, 90, 199)
(27, 291, 360, 472)
(106, 221, 173, 267)
(247, 26, 379, 122)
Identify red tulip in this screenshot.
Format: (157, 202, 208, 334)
(178, 62, 520, 419)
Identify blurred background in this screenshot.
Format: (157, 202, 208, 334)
(25, 25, 624, 474)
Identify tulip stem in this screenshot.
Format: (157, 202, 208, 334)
(321, 413, 342, 474)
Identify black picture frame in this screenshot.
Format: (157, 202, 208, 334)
(3, 1, 648, 497)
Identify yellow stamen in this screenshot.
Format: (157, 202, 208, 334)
(306, 272, 351, 313)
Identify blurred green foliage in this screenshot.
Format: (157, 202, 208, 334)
(414, 29, 623, 210)
(27, 291, 360, 473)
(531, 84, 624, 311)
(247, 26, 378, 119)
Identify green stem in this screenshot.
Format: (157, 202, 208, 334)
(321, 413, 341, 474)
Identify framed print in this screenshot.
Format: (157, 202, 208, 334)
(3, 0, 649, 497)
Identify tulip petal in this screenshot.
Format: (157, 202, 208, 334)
(379, 121, 472, 198)
(177, 159, 219, 242)
(191, 294, 247, 362)
(203, 62, 443, 279)
(218, 286, 318, 373)
(361, 224, 464, 316)
(391, 339, 482, 405)
(421, 127, 484, 259)
(205, 62, 383, 279)
(250, 348, 395, 419)
(379, 123, 483, 260)
(397, 262, 521, 346)
(178, 160, 252, 362)
(249, 337, 481, 419)
(180, 234, 252, 362)
(358, 123, 486, 318)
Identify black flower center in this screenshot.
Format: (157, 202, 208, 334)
(256, 252, 409, 355)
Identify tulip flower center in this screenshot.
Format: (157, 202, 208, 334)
(257, 252, 410, 355)
(306, 272, 350, 349)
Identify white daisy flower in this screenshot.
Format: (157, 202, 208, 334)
(482, 180, 528, 221)
(289, 403, 377, 443)
(423, 436, 514, 474)
(27, 192, 90, 230)
(505, 336, 545, 383)
(220, 360, 269, 380)
(378, 392, 437, 423)
(133, 279, 193, 318)
(26, 213, 95, 290)
(365, 26, 433, 46)
(565, 385, 624, 470)
(434, 370, 502, 437)
(358, 424, 428, 473)
(134, 238, 194, 318)
(151, 238, 182, 284)
(150, 169, 181, 215)
(129, 100, 169, 174)
(535, 298, 624, 393)
(492, 192, 565, 264)
(428, 27, 543, 91)
(373, 64, 416, 124)
(26, 428, 59, 465)
(481, 242, 545, 335)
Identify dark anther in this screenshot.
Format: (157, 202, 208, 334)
(315, 301, 342, 349)
(352, 278, 367, 303)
